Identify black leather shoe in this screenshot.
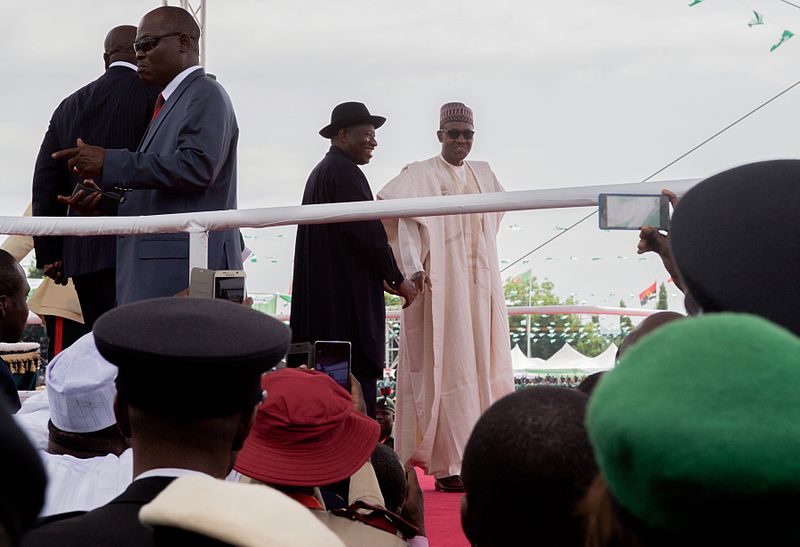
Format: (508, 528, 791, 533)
(434, 475, 465, 493)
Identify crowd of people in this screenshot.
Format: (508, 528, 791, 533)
(514, 375, 587, 389)
(0, 3, 798, 547)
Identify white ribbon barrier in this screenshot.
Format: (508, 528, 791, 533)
(0, 177, 700, 237)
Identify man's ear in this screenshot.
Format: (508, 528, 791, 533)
(103, 52, 111, 70)
(0, 294, 8, 320)
(114, 394, 132, 439)
(178, 33, 191, 53)
(436, 130, 444, 144)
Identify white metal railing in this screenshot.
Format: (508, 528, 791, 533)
(1, 178, 700, 273)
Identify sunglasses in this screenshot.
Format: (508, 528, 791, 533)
(442, 129, 475, 140)
(133, 32, 184, 53)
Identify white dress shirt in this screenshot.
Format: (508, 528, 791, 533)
(161, 64, 203, 102)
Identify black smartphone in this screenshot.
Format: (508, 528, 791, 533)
(71, 182, 123, 215)
(314, 341, 351, 391)
(598, 193, 670, 231)
(286, 342, 312, 368)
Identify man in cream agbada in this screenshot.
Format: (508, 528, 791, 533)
(378, 102, 513, 492)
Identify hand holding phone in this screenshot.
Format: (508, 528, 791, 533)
(598, 193, 670, 231)
(59, 180, 122, 216)
(314, 341, 351, 391)
(189, 268, 247, 304)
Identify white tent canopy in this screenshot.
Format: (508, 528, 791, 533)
(512, 343, 617, 377)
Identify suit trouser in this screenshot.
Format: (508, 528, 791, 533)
(43, 315, 89, 361)
(72, 268, 116, 329)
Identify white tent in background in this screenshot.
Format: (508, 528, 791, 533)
(510, 342, 620, 378)
(585, 343, 617, 373)
(511, 345, 529, 371)
(538, 343, 587, 370)
(511, 346, 545, 377)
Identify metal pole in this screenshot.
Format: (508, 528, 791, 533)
(188, 230, 209, 273)
(526, 277, 532, 358)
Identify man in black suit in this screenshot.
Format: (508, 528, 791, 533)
(32, 25, 159, 328)
(21, 297, 291, 547)
(290, 102, 417, 418)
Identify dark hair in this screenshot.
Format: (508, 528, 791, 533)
(461, 386, 597, 547)
(370, 444, 406, 513)
(0, 250, 23, 298)
(576, 372, 605, 396)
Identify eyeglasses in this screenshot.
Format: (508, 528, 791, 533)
(442, 129, 475, 140)
(133, 32, 184, 53)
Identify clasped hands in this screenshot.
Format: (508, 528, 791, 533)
(384, 270, 432, 308)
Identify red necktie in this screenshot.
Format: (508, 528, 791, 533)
(151, 93, 165, 121)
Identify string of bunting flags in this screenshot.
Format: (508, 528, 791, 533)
(688, 0, 794, 51)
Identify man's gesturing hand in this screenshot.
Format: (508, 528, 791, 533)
(52, 138, 106, 178)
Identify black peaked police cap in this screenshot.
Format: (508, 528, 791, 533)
(670, 159, 800, 335)
(93, 297, 291, 418)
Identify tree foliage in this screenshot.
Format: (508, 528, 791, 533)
(504, 276, 613, 359)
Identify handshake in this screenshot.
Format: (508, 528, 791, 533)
(384, 271, 431, 308)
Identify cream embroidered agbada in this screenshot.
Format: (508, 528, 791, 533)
(379, 156, 513, 478)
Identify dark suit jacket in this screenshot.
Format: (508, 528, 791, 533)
(32, 65, 160, 278)
(102, 68, 241, 305)
(21, 476, 174, 547)
(290, 146, 404, 379)
(0, 357, 20, 412)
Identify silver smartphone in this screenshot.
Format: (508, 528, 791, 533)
(189, 268, 247, 304)
(598, 193, 670, 231)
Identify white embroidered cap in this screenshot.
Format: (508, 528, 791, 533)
(46, 332, 117, 433)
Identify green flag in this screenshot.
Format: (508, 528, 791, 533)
(688, 0, 703, 6)
(512, 269, 533, 284)
(770, 30, 794, 51)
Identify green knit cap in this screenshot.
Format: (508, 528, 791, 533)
(587, 313, 800, 541)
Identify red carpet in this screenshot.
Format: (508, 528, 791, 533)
(415, 468, 470, 546)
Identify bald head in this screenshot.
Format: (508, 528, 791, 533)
(142, 6, 200, 52)
(616, 311, 684, 361)
(135, 7, 201, 85)
(103, 25, 137, 67)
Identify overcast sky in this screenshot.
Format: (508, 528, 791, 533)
(2, 0, 799, 315)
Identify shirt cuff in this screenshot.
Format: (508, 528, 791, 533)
(408, 536, 429, 547)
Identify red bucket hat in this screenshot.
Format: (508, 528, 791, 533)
(234, 368, 380, 486)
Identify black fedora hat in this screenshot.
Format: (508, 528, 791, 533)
(319, 102, 386, 138)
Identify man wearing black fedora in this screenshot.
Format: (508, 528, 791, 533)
(290, 102, 417, 418)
